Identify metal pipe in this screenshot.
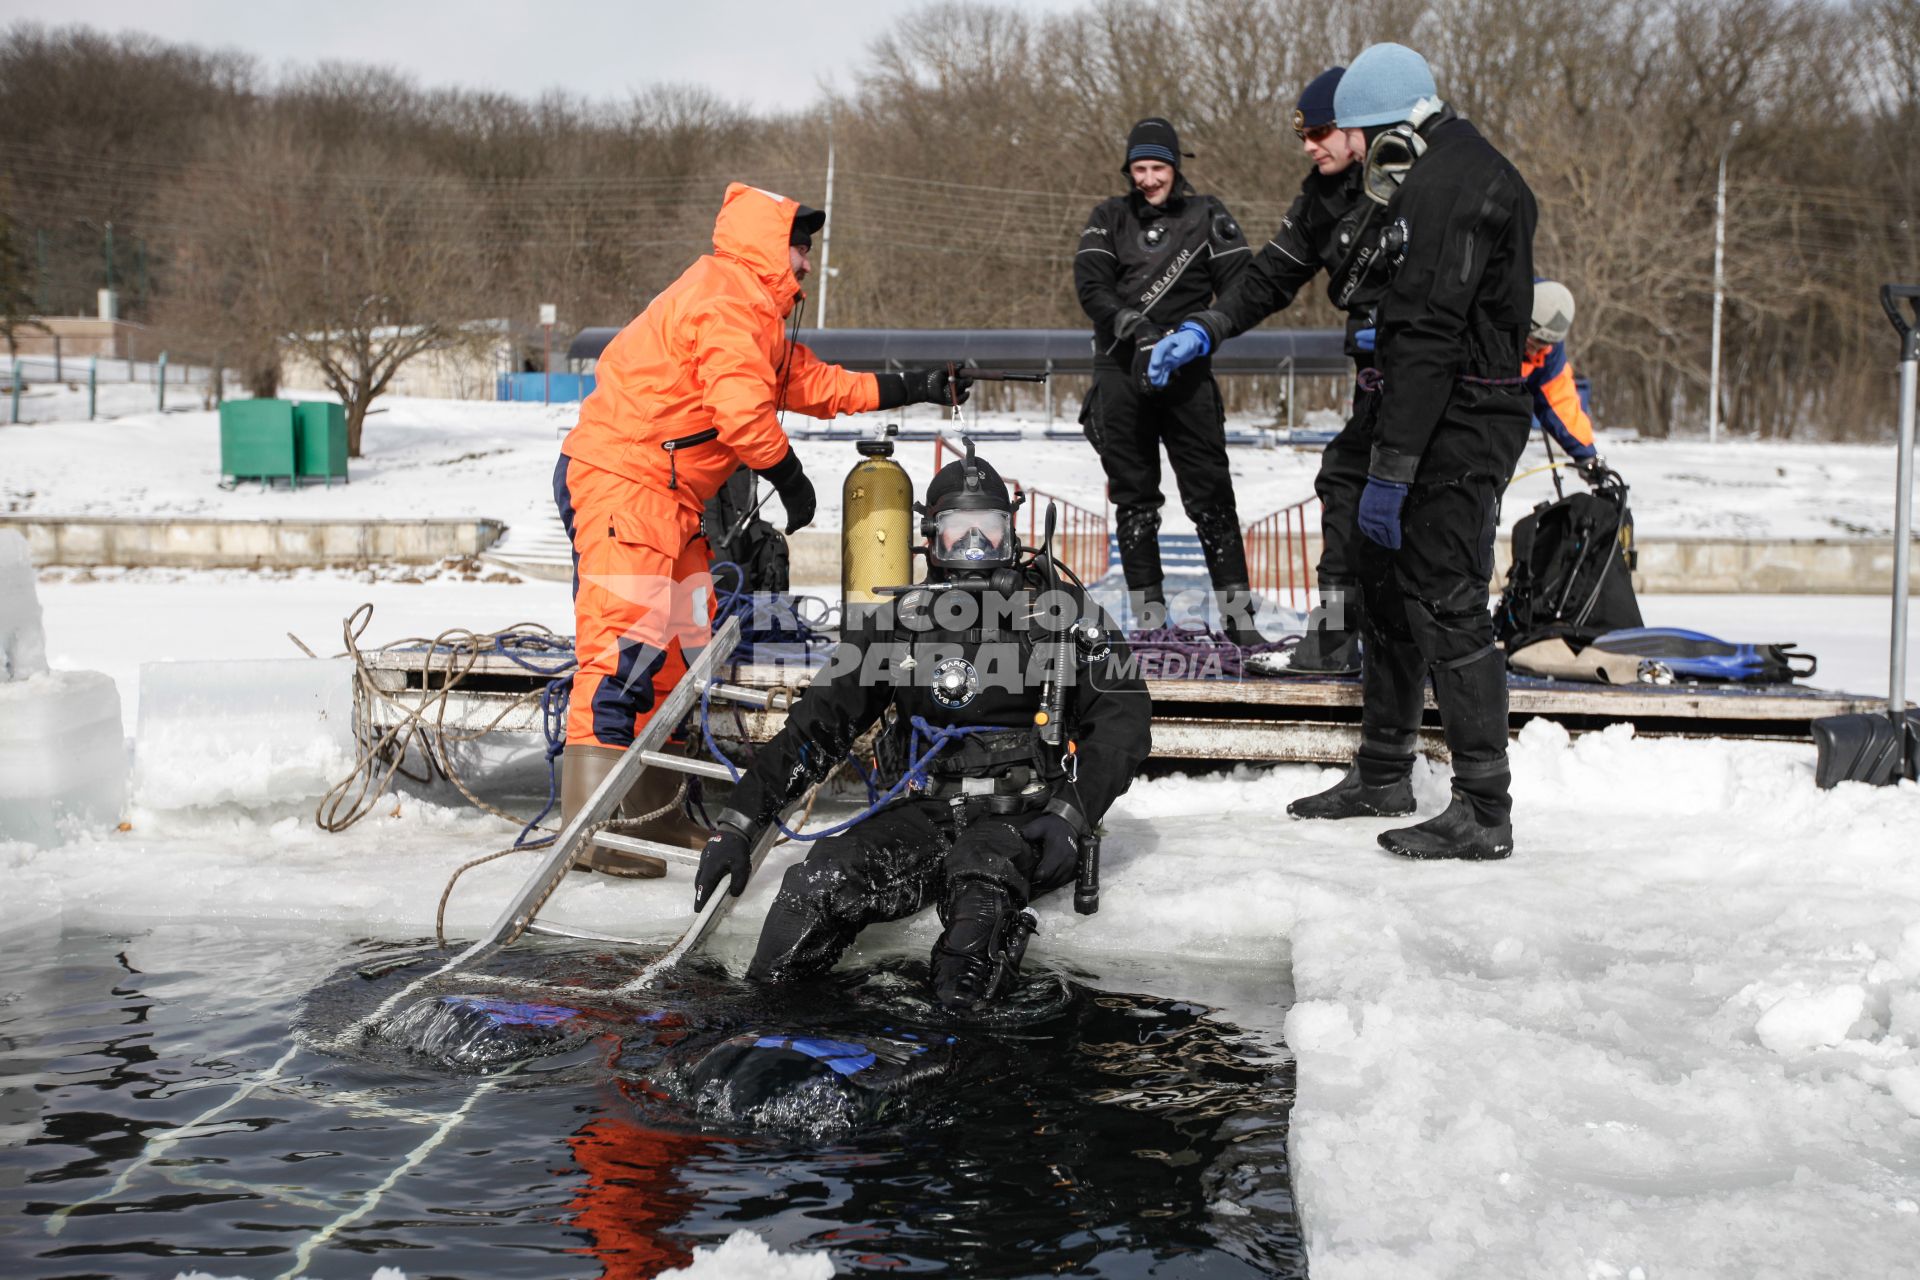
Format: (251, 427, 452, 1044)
(1890, 348, 1915, 718)
(817, 120, 836, 329)
(1709, 120, 1741, 445)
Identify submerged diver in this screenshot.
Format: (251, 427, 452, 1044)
(692, 448, 1153, 1011)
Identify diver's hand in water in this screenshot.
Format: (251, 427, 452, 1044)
(1020, 812, 1080, 892)
(693, 825, 753, 911)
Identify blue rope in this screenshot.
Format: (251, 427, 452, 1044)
(701, 677, 1002, 842)
(514, 674, 573, 847)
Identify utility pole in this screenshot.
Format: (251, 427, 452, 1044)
(817, 115, 836, 329)
(540, 303, 556, 405)
(1708, 119, 1741, 445)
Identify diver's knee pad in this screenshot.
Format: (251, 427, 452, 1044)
(928, 877, 1038, 1013)
(746, 860, 860, 984)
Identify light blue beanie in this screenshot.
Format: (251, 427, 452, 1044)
(1333, 43, 1438, 129)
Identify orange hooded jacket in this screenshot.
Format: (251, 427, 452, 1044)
(561, 182, 879, 533)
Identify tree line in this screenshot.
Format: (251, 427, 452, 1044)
(1, 0, 1915, 449)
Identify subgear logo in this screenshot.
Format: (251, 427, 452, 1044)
(1137, 245, 1195, 308)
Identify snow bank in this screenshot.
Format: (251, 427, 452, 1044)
(658, 1229, 834, 1279)
(131, 658, 357, 811)
(1, 529, 48, 679)
(0, 530, 126, 848)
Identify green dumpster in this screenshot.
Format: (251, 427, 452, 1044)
(293, 401, 350, 486)
(218, 400, 297, 489)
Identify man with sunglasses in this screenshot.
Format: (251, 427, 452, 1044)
(1287, 42, 1538, 862)
(1148, 66, 1385, 675)
(1074, 117, 1259, 644)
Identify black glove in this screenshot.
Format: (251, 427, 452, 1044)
(1020, 812, 1080, 894)
(753, 445, 815, 534)
(1131, 325, 1173, 393)
(693, 823, 754, 911)
(907, 366, 973, 408)
(1111, 308, 1151, 343)
(1572, 454, 1608, 486)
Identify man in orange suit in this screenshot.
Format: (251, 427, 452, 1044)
(555, 182, 970, 875)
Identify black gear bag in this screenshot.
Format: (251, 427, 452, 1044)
(1495, 468, 1642, 651)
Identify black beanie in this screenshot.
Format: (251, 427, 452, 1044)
(1122, 117, 1183, 174)
(790, 204, 825, 249)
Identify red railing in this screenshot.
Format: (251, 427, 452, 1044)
(1242, 495, 1320, 613)
(933, 432, 1111, 586)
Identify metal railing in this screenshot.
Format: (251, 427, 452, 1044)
(1243, 494, 1320, 612)
(5, 351, 226, 423)
(933, 430, 1111, 585)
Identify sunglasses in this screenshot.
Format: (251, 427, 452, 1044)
(1291, 109, 1337, 143)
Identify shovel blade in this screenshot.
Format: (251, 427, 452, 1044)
(1812, 710, 1920, 789)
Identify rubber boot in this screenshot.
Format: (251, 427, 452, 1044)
(929, 880, 1036, 1012)
(561, 744, 667, 878)
(1288, 730, 1417, 820)
(1378, 792, 1514, 860)
(1281, 582, 1363, 675)
(1214, 583, 1265, 648)
(623, 745, 713, 852)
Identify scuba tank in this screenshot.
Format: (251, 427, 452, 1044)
(842, 428, 913, 618)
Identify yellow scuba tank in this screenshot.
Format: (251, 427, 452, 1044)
(842, 431, 913, 608)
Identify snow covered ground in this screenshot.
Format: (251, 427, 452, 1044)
(4, 387, 1918, 542)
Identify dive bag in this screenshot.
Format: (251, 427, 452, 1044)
(1495, 470, 1641, 652)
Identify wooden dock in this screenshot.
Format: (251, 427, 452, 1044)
(356, 642, 1882, 765)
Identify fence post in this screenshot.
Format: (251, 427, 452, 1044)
(89, 356, 97, 420)
(9, 359, 20, 424)
(1044, 358, 1054, 427)
(54, 334, 62, 382)
(157, 351, 167, 411)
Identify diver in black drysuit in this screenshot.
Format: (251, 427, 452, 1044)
(1073, 117, 1257, 643)
(1170, 67, 1385, 674)
(1287, 46, 1538, 862)
(693, 450, 1153, 1011)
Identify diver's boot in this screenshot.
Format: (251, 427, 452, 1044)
(1129, 580, 1169, 633)
(1280, 582, 1363, 674)
(929, 880, 1037, 1013)
(1378, 791, 1513, 861)
(1214, 583, 1265, 648)
(1288, 731, 1417, 820)
(560, 744, 667, 878)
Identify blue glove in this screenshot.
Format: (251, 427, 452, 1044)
(1147, 321, 1212, 388)
(1357, 478, 1409, 550)
(1353, 326, 1377, 352)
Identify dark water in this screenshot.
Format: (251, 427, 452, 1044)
(0, 926, 1304, 1279)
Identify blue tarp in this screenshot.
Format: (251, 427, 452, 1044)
(497, 372, 595, 402)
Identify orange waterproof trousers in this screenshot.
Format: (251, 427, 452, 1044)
(555, 454, 713, 749)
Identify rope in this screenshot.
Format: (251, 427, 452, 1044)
(315, 604, 578, 839)
(1126, 621, 1289, 679)
(700, 675, 1004, 841)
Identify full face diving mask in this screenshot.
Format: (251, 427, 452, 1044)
(1362, 97, 1444, 206)
(929, 507, 1014, 570)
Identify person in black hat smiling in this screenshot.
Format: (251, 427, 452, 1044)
(1073, 116, 1259, 645)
